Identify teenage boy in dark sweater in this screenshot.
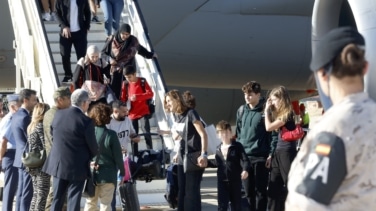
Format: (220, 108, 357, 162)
(235, 81, 272, 211)
(208, 120, 249, 211)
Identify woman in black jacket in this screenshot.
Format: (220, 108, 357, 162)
(101, 24, 157, 99)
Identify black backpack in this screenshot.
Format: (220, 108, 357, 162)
(164, 163, 178, 209)
(123, 77, 155, 119)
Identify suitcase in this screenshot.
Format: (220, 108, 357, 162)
(119, 154, 140, 211)
(119, 182, 140, 211)
(131, 133, 171, 182)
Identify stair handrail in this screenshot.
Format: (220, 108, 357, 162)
(124, 0, 175, 150)
(8, 0, 59, 105)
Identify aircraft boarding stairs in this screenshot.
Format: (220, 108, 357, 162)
(8, 0, 175, 207)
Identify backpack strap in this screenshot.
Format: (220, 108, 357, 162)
(237, 105, 245, 120)
(139, 77, 146, 93)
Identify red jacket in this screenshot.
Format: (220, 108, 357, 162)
(120, 78, 153, 120)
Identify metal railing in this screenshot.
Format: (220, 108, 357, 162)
(123, 0, 174, 150)
(8, 0, 59, 105)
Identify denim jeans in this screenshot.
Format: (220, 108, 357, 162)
(100, 0, 124, 36)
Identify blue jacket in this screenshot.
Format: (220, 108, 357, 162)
(11, 108, 31, 168)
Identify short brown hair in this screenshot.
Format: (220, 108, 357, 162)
(216, 120, 231, 132)
(182, 91, 196, 109)
(242, 81, 261, 94)
(88, 103, 112, 126)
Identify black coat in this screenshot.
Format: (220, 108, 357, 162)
(209, 141, 250, 182)
(55, 0, 91, 31)
(42, 106, 98, 181)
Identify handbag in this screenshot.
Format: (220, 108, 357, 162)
(183, 151, 204, 173)
(82, 170, 96, 198)
(81, 80, 106, 101)
(280, 124, 305, 141)
(22, 136, 46, 169)
(82, 129, 108, 198)
(123, 156, 132, 182)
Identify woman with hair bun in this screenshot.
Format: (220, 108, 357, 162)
(286, 27, 376, 210)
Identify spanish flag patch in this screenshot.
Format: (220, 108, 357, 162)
(315, 144, 331, 156)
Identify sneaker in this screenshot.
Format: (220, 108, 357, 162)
(62, 76, 72, 83)
(91, 15, 100, 23)
(51, 12, 57, 21)
(42, 12, 52, 21)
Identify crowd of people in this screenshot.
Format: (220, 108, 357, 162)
(1, 18, 376, 211)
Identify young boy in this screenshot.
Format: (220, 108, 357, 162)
(209, 120, 250, 210)
(120, 65, 154, 155)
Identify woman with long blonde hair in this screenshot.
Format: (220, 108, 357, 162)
(27, 102, 50, 211)
(264, 86, 297, 211)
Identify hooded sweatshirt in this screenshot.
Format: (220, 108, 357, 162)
(235, 98, 271, 158)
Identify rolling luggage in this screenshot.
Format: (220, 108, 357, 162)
(119, 154, 140, 211)
(119, 181, 140, 211)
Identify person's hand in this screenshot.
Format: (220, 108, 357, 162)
(265, 155, 272, 168)
(130, 94, 136, 101)
(96, 4, 100, 8)
(61, 27, 71, 38)
(110, 59, 117, 66)
(103, 77, 110, 85)
(171, 130, 181, 140)
(131, 134, 140, 143)
(118, 179, 124, 186)
(90, 162, 99, 170)
(198, 156, 208, 167)
(241, 171, 248, 180)
(121, 146, 127, 154)
(172, 154, 178, 163)
(265, 98, 272, 110)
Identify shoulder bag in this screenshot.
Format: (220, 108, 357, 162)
(182, 113, 205, 173)
(82, 129, 108, 198)
(21, 130, 47, 169)
(81, 64, 106, 101)
(22, 132, 46, 169)
(280, 124, 304, 141)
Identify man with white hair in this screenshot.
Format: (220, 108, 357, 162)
(42, 89, 98, 211)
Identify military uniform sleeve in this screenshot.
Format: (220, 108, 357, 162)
(286, 132, 347, 209)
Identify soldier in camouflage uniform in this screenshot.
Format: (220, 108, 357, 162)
(43, 86, 71, 211)
(286, 27, 376, 210)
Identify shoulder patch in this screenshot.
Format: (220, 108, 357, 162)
(296, 132, 347, 205)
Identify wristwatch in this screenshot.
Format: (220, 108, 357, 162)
(201, 151, 208, 158)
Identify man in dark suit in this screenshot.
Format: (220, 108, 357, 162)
(42, 89, 98, 211)
(11, 89, 38, 211)
(0, 94, 21, 211)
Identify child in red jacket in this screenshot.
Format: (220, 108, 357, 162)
(120, 66, 154, 155)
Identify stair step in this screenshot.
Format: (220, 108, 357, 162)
(49, 41, 106, 54)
